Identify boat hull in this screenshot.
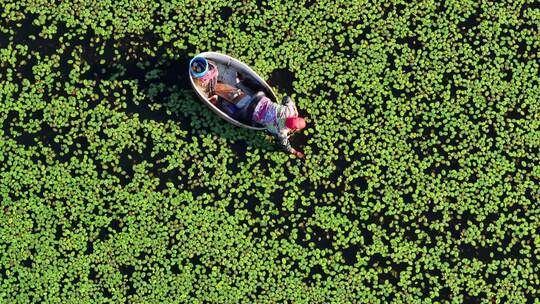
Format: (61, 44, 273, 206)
(189, 52, 278, 130)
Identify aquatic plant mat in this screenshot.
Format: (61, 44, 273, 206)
(1, 0, 539, 302)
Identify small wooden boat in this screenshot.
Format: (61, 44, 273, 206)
(189, 51, 278, 130)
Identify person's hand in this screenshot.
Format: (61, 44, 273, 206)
(209, 95, 218, 105)
(294, 150, 305, 158)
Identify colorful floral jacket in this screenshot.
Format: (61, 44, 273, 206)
(252, 96, 298, 153)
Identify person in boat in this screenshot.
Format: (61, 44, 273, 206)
(209, 76, 306, 158)
(250, 94, 306, 158)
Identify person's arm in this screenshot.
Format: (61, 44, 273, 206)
(277, 131, 294, 153)
(276, 130, 304, 158)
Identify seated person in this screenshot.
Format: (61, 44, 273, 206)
(194, 61, 219, 93)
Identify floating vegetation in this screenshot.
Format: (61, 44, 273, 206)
(1, 0, 539, 302)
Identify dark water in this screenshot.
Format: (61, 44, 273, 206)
(267, 68, 296, 96)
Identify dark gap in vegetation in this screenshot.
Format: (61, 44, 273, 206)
(326, 156, 348, 192)
(54, 146, 73, 163)
(14, 123, 54, 149)
(516, 38, 537, 61)
(467, 172, 478, 184)
(229, 140, 248, 163)
(119, 264, 135, 277)
(190, 186, 207, 201)
(395, 36, 423, 51)
(354, 176, 369, 192)
(71, 277, 80, 285)
(297, 197, 315, 218)
(434, 0, 446, 13)
(447, 209, 476, 240)
(458, 7, 483, 32)
(267, 68, 296, 96)
(0, 29, 8, 50)
(387, 52, 396, 71)
(2, 110, 20, 135)
(136, 252, 149, 262)
(486, 123, 497, 140)
(270, 188, 285, 208)
(189, 254, 202, 268)
(424, 200, 445, 223)
(126, 279, 137, 296)
(504, 107, 525, 119)
(404, 225, 417, 241)
(394, 3, 406, 14)
(244, 196, 259, 215)
(458, 243, 493, 262)
(303, 0, 316, 8)
(171, 263, 181, 274)
(342, 243, 360, 265)
(238, 22, 247, 31)
(309, 264, 328, 280)
(98, 227, 109, 241)
(502, 70, 513, 82)
(367, 253, 387, 268)
(220, 6, 233, 21)
(364, 102, 375, 115)
(21, 258, 33, 268)
(438, 287, 452, 301)
(224, 200, 237, 218)
(88, 268, 97, 280)
(103, 287, 112, 298)
(311, 226, 335, 249)
(401, 193, 413, 204)
(55, 224, 62, 240)
(117, 152, 135, 187)
(402, 64, 413, 73)
(7, 13, 59, 58)
(17, 55, 38, 82)
(377, 267, 399, 286)
(110, 219, 121, 233)
(70, 135, 91, 155)
(85, 240, 94, 254)
(390, 86, 405, 99)
(462, 292, 484, 304)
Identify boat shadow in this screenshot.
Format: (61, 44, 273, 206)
(85, 47, 278, 155)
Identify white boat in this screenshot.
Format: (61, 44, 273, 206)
(189, 51, 279, 130)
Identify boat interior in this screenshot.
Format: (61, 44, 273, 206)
(192, 59, 271, 126)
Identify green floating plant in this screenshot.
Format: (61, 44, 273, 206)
(0, 0, 538, 303)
